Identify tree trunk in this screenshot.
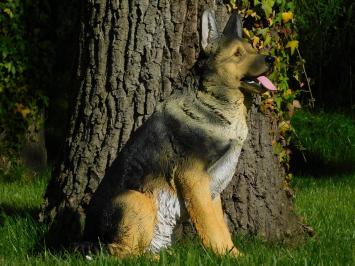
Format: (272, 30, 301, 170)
(40, 0, 303, 246)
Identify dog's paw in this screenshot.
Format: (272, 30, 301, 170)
(143, 252, 160, 261)
(229, 246, 243, 258)
(72, 241, 102, 256)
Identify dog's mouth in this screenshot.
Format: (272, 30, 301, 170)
(241, 74, 277, 93)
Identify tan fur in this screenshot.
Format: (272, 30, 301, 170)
(107, 191, 156, 258)
(212, 196, 233, 246)
(174, 158, 239, 255)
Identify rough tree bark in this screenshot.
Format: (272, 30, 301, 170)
(40, 0, 304, 245)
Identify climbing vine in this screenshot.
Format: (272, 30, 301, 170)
(227, 0, 305, 182)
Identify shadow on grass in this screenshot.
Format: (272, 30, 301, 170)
(0, 204, 39, 222)
(0, 203, 59, 255)
(290, 149, 355, 178)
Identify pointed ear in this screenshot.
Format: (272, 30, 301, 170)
(201, 9, 219, 52)
(222, 12, 242, 39)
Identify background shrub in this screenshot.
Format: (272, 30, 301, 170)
(1, 0, 354, 170)
(0, 0, 38, 156)
(0, 0, 79, 165)
(296, 0, 355, 112)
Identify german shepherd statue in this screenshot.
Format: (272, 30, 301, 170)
(83, 10, 277, 258)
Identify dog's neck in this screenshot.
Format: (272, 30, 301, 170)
(200, 76, 245, 106)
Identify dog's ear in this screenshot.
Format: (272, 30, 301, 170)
(223, 12, 242, 39)
(201, 9, 219, 53)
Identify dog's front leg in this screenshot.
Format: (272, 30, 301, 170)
(175, 159, 239, 256)
(212, 195, 242, 257)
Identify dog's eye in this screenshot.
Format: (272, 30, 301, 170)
(234, 49, 242, 57)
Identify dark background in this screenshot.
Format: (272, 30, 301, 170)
(1, 0, 354, 162)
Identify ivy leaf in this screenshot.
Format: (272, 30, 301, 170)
(278, 120, 290, 135)
(267, 18, 273, 26)
(229, 0, 237, 8)
(261, 0, 275, 18)
(286, 173, 293, 182)
(274, 95, 282, 109)
(3, 8, 14, 18)
(257, 28, 269, 37)
(282, 12, 293, 23)
(243, 28, 251, 38)
(273, 141, 283, 156)
(282, 89, 294, 101)
(246, 9, 259, 18)
(286, 40, 298, 55)
(242, 0, 249, 7)
(252, 36, 260, 48)
(264, 34, 271, 46)
(14, 103, 31, 119)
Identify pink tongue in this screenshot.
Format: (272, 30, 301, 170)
(257, 76, 277, 91)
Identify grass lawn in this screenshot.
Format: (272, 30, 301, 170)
(0, 110, 354, 265)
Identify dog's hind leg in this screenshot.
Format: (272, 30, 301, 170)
(175, 158, 240, 257)
(107, 190, 156, 258)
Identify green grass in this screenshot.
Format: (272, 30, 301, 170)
(291, 110, 355, 177)
(0, 111, 354, 265)
(292, 110, 355, 165)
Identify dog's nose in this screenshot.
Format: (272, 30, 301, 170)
(265, 56, 275, 66)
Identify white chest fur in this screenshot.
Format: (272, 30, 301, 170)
(148, 191, 181, 253)
(208, 141, 243, 199)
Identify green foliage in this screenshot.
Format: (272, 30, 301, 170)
(228, 0, 304, 169)
(295, 0, 355, 111)
(292, 110, 355, 167)
(0, 0, 78, 165)
(0, 0, 46, 157)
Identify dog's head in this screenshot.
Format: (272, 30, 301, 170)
(201, 10, 277, 94)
